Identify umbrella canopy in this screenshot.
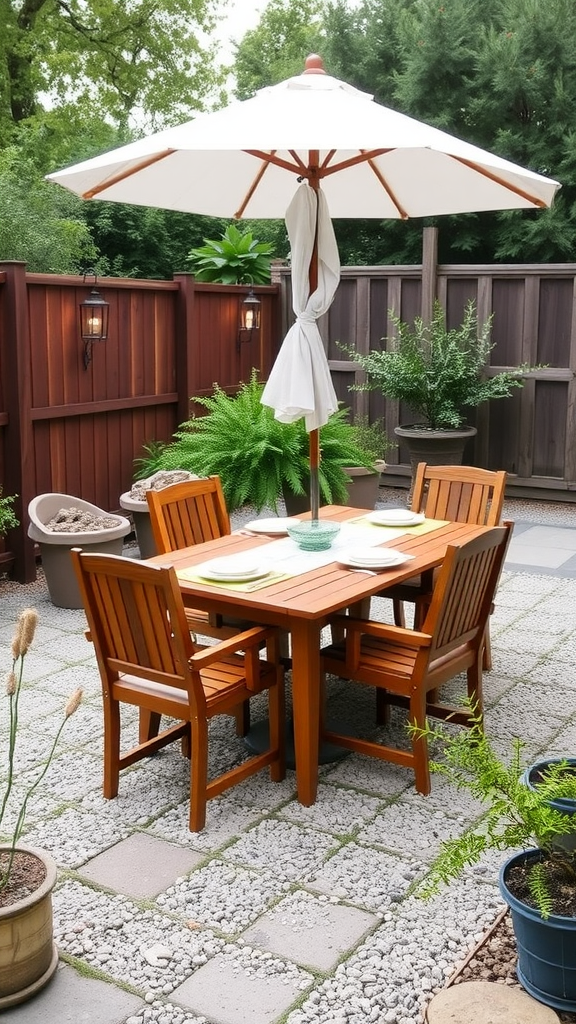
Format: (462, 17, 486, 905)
(47, 55, 559, 218)
(48, 54, 560, 520)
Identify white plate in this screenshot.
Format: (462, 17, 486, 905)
(197, 556, 262, 577)
(196, 565, 270, 583)
(367, 510, 425, 527)
(340, 548, 414, 569)
(244, 517, 301, 535)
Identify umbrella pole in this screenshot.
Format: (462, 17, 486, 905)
(309, 162, 320, 521)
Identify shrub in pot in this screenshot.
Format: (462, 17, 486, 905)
(134, 371, 391, 514)
(343, 299, 536, 487)
(1, 609, 82, 1008)
(412, 709, 576, 1012)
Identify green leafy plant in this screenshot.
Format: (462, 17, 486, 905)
(344, 299, 535, 430)
(350, 416, 396, 464)
(411, 708, 576, 918)
(186, 224, 274, 284)
(134, 370, 379, 513)
(1, 609, 82, 892)
(0, 490, 19, 538)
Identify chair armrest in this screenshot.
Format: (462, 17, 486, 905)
(188, 626, 276, 668)
(329, 614, 432, 649)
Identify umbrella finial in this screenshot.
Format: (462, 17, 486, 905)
(303, 54, 326, 75)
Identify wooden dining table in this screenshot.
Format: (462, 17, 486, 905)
(146, 506, 491, 806)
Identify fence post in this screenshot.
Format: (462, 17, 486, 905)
(173, 273, 197, 426)
(421, 226, 439, 323)
(0, 261, 37, 582)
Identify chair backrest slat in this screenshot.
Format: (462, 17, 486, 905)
(71, 549, 206, 706)
(147, 477, 230, 554)
(412, 464, 506, 527)
(423, 524, 511, 656)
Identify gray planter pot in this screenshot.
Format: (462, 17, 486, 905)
(28, 493, 131, 608)
(120, 471, 200, 559)
(283, 462, 385, 516)
(394, 424, 477, 498)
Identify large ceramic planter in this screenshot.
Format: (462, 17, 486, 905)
(0, 845, 58, 1009)
(28, 493, 131, 608)
(394, 424, 477, 498)
(522, 758, 576, 852)
(283, 461, 386, 516)
(499, 848, 576, 1012)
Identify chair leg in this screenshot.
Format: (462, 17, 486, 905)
(139, 709, 161, 743)
(103, 698, 121, 799)
(482, 622, 492, 671)
(376, 688, 391, 725)
(234, 701, 251, 736)
(409, 690, 431, 795)
(189, 718, 209, 832)
(268, 677, 286, 783)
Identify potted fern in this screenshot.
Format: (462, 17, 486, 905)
(413, 711, 576, 1013)
(134, 371, 386, 514)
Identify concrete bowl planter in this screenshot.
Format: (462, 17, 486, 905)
(0, 845, 58, 1009)
(119, 471, 199, 559)
(28, 493, 131, 608)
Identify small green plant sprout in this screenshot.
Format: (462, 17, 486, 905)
(0, 490, 19, 538)
(350, 416, 396, 463)
(186, 224, 274, 284)
(342, 300, 537, 430)
(1, 608, 82, 891)
(410, 706, 576, 918)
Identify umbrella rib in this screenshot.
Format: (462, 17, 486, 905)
(81, 150, 175, 199)
(451, 156, 549, 207)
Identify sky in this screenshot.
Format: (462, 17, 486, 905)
(213, 1, 272, 59)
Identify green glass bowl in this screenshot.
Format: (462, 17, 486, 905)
(286, 520, 341, 551)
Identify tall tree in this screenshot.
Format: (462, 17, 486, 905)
(1, 0, 227, 148)
(234, 0, 324, 99)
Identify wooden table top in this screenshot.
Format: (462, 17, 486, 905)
(146, 506, 490, 626)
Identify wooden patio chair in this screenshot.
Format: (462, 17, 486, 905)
(146, 476, 231, 553)
(146, 476, 255, 735)
(388, 463, 507, 670)
(320, 523, 512, 795)
(71, 549, 286, 831)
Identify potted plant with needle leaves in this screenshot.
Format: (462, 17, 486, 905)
(412, 708, 576, 1013)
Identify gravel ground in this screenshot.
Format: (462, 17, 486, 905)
(2, 489, 576, 1024)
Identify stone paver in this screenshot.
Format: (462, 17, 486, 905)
(78, 833, 205, 899)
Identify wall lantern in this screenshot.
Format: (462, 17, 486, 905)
(237, 288, 261, 351)
(79, 273, 109, 369)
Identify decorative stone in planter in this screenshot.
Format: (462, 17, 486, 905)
(0, 845, 58, 1009)
(119, 471, 199, 559)
(28, 493, 131, 608)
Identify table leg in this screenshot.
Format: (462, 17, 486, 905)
(290, 619, 321, 806)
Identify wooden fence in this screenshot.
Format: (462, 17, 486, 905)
(2, 234, 576, 582)
(0, 263, 280, 581)
(278, 228, 576, 494)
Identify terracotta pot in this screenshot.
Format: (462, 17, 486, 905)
(0, 845, 58, 1008)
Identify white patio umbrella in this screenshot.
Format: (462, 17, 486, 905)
(47, 54, 560, 518)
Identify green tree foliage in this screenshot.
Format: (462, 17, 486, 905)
(233, 0, 325, 100)
(0, 148, 98, 272)
(1, 0, 226, 145)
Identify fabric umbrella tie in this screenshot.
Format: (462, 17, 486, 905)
(261, 183, 340, 432)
